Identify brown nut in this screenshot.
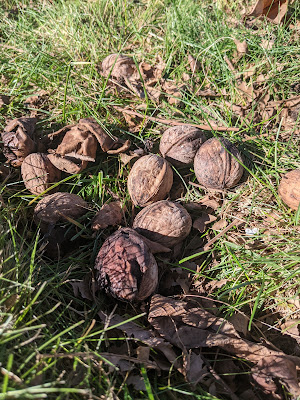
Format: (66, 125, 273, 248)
(34, 192, 88, 232)
(95, 228, 158, 301)
(194, 138, 244, 189)
(21, 153, 61, 195)
(128, 154, 173, 207)
(278, 169, 300, 210)
(160, 125, 207, 166)
(1, 117, 37, 166)
(133, 200, 192, 247)
(102, 54, 136, 80)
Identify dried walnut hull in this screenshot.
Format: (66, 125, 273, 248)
(127, 154, 173, 207)
(133, 200, 192, 248)
(194, 138, 244, 189)
(160, 125, 207, 166)
(34, 192, 88, 233)
(1, 117, 37, 166)
(278, 169, 300, 210)
(95, 228, 158, 301)
(21, 153, 61, 195)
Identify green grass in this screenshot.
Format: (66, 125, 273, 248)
(1, 0, 300, 399)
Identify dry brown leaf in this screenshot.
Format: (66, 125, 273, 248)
(236, 80, 255, 101)
(148, 295, 300, 397)
(183, 351, 206, 384)
(247, 0, 289, 24)
(127, 374, 146, 391)
(234, 39, 248, 56)
(261, 38, 275, 49)
(0, 95, 10, 108)
(229, 313, 249, 337)
(204, 279, 228, 293)
(193, 213, 217, 233)
(163, 81, 185, 106)
(188, 55, 200, 73)
(212, 219, 228, 231)
(91, 201, 124, 231)
(70, 274, 93, 301)
(98, 310, 181, 371)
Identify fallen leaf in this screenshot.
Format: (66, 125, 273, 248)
(247, 0, 289, 24)
(204, 279, 228, 293)
(127, 374, 146, 391)
(188, 55, 200, 73)
(261, 38, 275, 50)
(212, 219, 228, 230)
(229, 313, 249, 337)
(280, 319, 300, 342)
(98, 310, 181, 371)
(119, 152, 141, 166)
(193, 213, 217, 233)
(234, 39, 248, 56)
(183, 351, 206, 384)
(92, 201, 124, 231)
(148, 295, 300, 398)
(69, 273, 93, 301)
(0, 95, 10, 108)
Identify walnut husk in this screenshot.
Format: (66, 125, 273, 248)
(278, 169, 300, 210)
(133, 200, 192, 247)
(95, 228, 158, 301)
(48, 118, 130, 173)
(1, 117, 37, 166)
(160, 125, 207, 166)
(34, 192, 88, 233)
(127, 154, 173, 207)
(194, 138, 244, 189)
(21, 153, 61, 195)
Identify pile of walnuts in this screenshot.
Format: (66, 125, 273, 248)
(1, 53, 299, 303)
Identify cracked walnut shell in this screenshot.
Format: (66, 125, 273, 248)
(128, 154, 173, 207)
(95, 228, 158, 301)
(194, 138, 244, 189)
(160, 125, 207, 166)
(34, 192, 88, 232)
(133, 200, 192, 247)
(21, 153, 61, 195)
(278, 169, 300, 210)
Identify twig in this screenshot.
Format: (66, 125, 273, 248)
(114, 106, 239, 132)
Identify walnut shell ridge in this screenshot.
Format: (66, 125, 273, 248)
(34, 192, 88, 232)
(127, 154, 173, 207)
(278, 169, 300, 210)
(21, 153, 61, 195)
(194, 138, 244, 189)
(133, 200, 192, 247)
(160, 125, 207, 166)
(95, 228, 158, 301)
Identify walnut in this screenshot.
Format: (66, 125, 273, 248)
(128, 154, 173, 207)
(133, 200, 192, 247)
(159, 125, 207, 166)
(102, 54, 136, 80)
(21, 153, 61, 195)
(194, 138, 244, 189)
(95, 228, 158, 301)
(34, 192, 88, 233)
(47, 118, 130, 174)
(1, 117, 36, 166)
(278, 169, 300, 210)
